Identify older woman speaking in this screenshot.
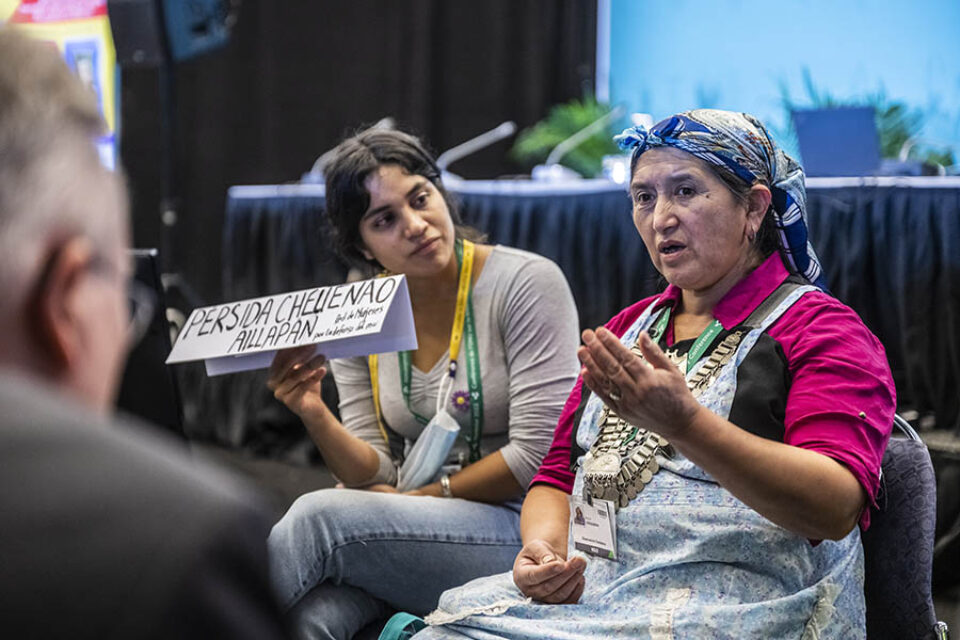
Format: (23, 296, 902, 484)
(412, 110, 895, 639)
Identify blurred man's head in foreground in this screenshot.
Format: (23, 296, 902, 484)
(0, 27, 131, 412)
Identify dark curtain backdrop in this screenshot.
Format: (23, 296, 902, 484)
(119, 0, 597, 304)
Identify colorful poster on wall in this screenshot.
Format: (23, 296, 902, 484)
(6, 1, 118, 170)
(0, 0, 19, 22)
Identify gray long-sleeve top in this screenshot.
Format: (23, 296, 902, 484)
(329, 246, 580, 489)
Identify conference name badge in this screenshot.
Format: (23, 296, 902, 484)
(570, 495, 617, 560)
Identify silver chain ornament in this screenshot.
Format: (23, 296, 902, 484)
(582, 330, 744, 511)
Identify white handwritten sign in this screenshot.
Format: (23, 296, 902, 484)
(166, 275, 417, 376)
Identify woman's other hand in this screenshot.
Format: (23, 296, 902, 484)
(512, 539, 586, 604)
(267, 344, 328, 418)
(578, 328, 702, 440)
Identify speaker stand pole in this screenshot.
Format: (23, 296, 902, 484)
(158, 59, 177, 275)
(157, 58, 203, 311)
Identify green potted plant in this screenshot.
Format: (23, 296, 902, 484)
(510, 96, 622, 178)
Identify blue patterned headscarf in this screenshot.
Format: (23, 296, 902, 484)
(614, 109, 825, 289)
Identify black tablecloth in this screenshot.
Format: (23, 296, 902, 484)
(454, 183, 659, 330)
(200, 178, 960, 449)
(804, 182, 960, 433)
(222, 186, 347, 299)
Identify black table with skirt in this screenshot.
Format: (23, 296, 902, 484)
(179, 177, 960, 457)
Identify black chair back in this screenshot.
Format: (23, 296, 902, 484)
(862, 416, 939, 639)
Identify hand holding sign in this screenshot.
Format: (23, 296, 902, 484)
(266, 345, 328, 419)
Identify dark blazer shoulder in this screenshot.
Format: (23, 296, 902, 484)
(0, 374, 287, 639)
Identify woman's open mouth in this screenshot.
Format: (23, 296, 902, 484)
(658, 241, 686, 256)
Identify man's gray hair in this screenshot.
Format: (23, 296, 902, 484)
(0, 27, 117, 313)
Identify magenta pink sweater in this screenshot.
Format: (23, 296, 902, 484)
(531, 253, 895, 530)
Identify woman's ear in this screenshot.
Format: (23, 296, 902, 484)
(746, 184, 773, 233)
(30, 236, 94, 371)
(357, 244, 375, 262)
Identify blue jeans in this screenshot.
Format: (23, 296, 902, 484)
(268, 488, 522, 640)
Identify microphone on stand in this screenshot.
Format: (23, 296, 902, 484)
(304, 117, 396, 182)
(436, 121, 517, 174)
(533, 105, 626, 181)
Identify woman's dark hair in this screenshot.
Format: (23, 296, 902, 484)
(323, 128, 483, 270)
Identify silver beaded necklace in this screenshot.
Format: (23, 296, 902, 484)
(582, 328, 745, 511)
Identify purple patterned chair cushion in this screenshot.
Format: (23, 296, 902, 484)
(861, 436, 938, 639)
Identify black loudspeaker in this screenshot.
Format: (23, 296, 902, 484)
(107, 0, 167, 67)
(107, 0, 234, 67)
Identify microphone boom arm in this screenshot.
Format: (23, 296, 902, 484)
(436, 121, 517, 172)
(545, 105, 625, 166)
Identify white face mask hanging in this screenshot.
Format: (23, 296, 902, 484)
(396, 372, 460, 492)
(370, 239, 480, 493)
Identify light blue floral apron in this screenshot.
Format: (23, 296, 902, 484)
(416, 286, 866, 640)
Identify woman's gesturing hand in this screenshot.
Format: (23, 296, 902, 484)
(267, 344, 329, 419)
(578, 328, 702, 440)
(513, 539, 587, 604)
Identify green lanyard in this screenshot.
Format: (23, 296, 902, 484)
(397, 240, 484, 463)
(648, 306, 724, 374)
